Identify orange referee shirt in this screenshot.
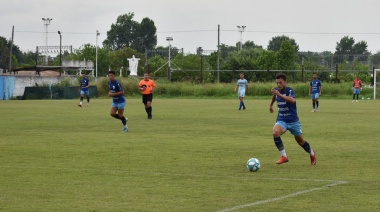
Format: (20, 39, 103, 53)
(139, 79, 156, 95)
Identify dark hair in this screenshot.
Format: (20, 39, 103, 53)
(275, 73, 287, 81)
(108, 70, 116, 75)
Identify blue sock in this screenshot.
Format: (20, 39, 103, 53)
(274, 137, 284, 151)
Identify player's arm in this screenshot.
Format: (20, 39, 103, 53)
(108, 90, 124, 97)
(308, 83, 311, 96)
(319, 83, 322, 95)
(269, 94, 276, 113)
(271, 89, 295, 104)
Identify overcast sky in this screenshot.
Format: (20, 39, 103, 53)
(1, 0, 380, 54)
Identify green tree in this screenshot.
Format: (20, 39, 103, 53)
(130, 18, 157, 53)
(103, 12, 157, 53)
(267, 35, 299, 52)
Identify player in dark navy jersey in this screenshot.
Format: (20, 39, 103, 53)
(108, 71, 128, 132)
(78, 73, 90, 107)
(309, 73, 322, 112)
(269, 73, 317, 165)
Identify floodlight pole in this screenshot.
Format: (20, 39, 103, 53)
(166, 37, 173, 81)
(237, 25, 246, 51)
(42, 18, 52, 65)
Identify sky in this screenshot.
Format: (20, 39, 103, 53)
(1, 0, 380, 55)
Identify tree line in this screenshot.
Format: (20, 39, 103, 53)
(1, 12, 380, 83)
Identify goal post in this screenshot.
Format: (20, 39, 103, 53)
(374, 69, 380, 100)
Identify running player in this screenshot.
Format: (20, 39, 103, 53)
(269, 73, 317, 165)
(234, 72, 249, 110)
(78, 73, 90, 107)
(108, 71, 128, 132)
(308, 73, 322, 112)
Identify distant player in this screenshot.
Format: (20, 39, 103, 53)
(234, 72, 249, 110)
(139, 73, 156, 119)
(78, 73, 90, 107)
(108, 71, 128, 132)
(308, 73, 322, 112)
(352, 76, 362, 102)
(269, 73, 316, 165)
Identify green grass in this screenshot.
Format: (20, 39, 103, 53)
(0, 98, 379, 211)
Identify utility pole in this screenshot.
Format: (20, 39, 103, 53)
(8, 26, 14, 73)
(96, 30, 100, 78)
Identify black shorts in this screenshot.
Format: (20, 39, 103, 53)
(142, 93, 153, 104)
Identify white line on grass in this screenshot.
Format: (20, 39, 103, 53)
(216, 180, 347, 212)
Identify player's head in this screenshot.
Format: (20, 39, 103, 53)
(313, 73, 318, 79)
(239, 72, 244, 79)
(143, 72, 150, 80)
(275, 73, 287, 89)
(108, 71, 116, 81)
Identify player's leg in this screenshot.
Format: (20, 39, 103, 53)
(273, 122, 288, 164)
(110, 105, 120, 119)
(142, 95, 150, 118)
(118, 109, 128, 132)
(146, 101, 152, 119)
(78, 91, 84, 107)
(289, 122, 316, 165)
(311, 94, 316, 112)
(86, 91, 90, 106)
(146, 94, 153, 119)
(315, 93, 320, 110)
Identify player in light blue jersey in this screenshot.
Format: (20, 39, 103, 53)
(234, 72, 249, 110)
(269, 73, 316, 165)
(108, 71, 128, 132)
(308, 73, 322, 112)
(78, 73, 90, 107)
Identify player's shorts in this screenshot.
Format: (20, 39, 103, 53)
(311, 93, 319, 100)
(80, 90, 90, 96)
(354, 88, 361, 94)
(142, 93, 153, 104)
(112, 101, 126, 110)
(275, 121, 303, 137)
(238, 90, 245, 98)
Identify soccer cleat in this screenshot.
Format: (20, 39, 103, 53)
(238, 107, 242, 110)
(356, 100, 358, 102)
(276, 156, 289, 164)
(78, 104, 82, 107)
(148, 115, 152, 119)
(243, 106, 246, 110)
(123, 125, 128, 132)
(311, 109, 315, 112)
(310, 151, 317, 165)
(87, 103, 89, 107)
(352, 100, 355, 102)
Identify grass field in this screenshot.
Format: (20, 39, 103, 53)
(0, 97, 379, 211)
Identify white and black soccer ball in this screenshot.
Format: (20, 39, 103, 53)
(246, 158, 261, 172)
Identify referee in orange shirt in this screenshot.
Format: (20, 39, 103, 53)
(139, 73, 156, 119)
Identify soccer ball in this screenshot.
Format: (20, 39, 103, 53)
(246, 158, 261, 172)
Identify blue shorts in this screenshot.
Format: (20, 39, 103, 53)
(353, 88, 361, 94)
(80, 90, 89, 96)
(112, 102, 126, 110)
(275, 121, 303, 137)
(311, 93, 319, 100)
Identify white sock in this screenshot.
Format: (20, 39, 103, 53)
(280, 150, 287, 157)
